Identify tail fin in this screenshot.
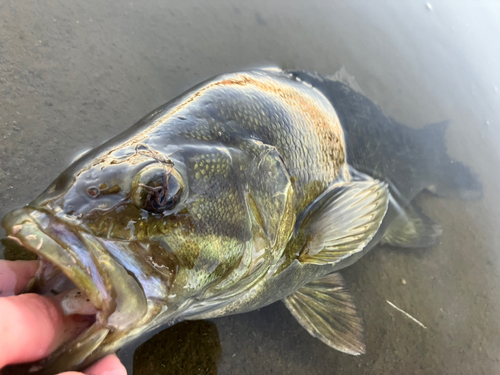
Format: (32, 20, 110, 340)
(419, 122, 483, 200)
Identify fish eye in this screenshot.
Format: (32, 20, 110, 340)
(131, 164, 184, 214)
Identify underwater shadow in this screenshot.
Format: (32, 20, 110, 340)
(132, 320, 222, 375)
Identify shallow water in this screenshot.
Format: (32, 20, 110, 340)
(1, 1, 499, 374)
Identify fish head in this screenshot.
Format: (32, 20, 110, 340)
(1, 111, 295, 372)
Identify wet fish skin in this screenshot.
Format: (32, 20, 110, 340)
(1, 69, 479, 373)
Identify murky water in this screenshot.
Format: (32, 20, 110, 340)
(1, 1, 499, 374)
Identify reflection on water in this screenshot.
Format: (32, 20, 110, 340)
(133, 321, 222, 375)
(0, 1, 499, 374)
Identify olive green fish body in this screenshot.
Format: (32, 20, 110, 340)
(1, 69, 481, 372)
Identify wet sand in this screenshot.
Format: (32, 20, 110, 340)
(1, 1, 499, 374)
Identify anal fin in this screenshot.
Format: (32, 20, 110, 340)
(283, 273, 365, 355)
(381, 202, 442, 248)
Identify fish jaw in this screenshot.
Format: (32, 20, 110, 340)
(1, 207, 149, 373)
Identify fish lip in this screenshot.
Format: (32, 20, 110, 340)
(1, 207, 148, 373)
(2, 207, 111, 314)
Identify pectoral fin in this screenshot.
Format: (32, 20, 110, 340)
(296, 179, 389, 265)
(380, 202, 442, 248)
(283, 273, 365, 355)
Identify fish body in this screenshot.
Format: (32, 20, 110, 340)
(1, 69, 481, 373)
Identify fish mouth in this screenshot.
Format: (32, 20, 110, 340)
(1, 208, 148, 374)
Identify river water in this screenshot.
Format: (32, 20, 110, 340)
(0, 1, 499, 374)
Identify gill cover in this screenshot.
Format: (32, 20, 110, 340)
(243, 141, 293, 250)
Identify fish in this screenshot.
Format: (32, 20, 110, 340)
(0, 68, 482, 374)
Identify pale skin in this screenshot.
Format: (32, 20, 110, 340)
(0, 260, 126, 375)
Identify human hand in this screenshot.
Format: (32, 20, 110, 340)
(0, 259, 127, 375)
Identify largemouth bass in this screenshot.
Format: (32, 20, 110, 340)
(1, 68, 481, 374)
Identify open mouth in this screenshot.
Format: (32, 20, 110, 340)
(27, 256, 101, 346)
(1, 207, 147, 374)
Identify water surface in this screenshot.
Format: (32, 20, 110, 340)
(0, 1, 499, 373)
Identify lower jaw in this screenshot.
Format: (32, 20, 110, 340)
(2, 323, 111, 375)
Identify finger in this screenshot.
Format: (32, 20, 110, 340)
(0, 293, 91, 368)
(58, 354, 127, 375)
(83, 354, 126, 375)
(0, 293, 61, 368)
(0, 260, 39, 296)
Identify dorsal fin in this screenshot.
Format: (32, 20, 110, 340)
(289, 70, 482, 203)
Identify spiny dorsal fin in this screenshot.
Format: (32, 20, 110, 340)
(283, 272, 365, 355)
(380, 202, 442, 248)
(297, 180, 389, 265)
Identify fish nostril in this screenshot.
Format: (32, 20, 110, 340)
(87, 187, 100, 198)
